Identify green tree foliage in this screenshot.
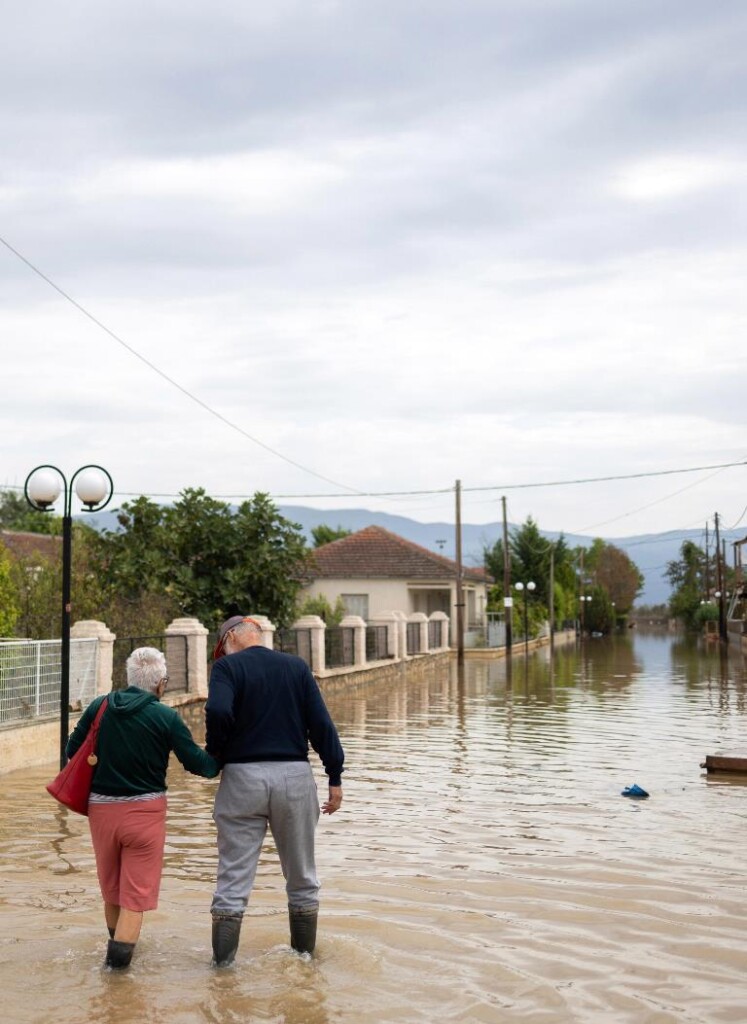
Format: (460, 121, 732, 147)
(7, 524, 109, 639)
(296, 593, 346, 625)
(666, 541, 707, 630)
(0, 543, 20, 635)
(485, 518, 577, 634)
(585, 539, 644, 616)
(311, 524, 351, 547)
(101, 489, 309, 629)
(582, 584, 616, 634)
(0, 489, 62, 535)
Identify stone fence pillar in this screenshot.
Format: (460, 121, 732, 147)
(165, 617, 209, 698)
(429, 611, 450, 650)
(340, 614, 367, 666)
(292, 614, 326, 674)
(246, 614, 276, 649)
(407, 612, 429, 655)
(392, 611, 408, 660)
(368, 611, 400, 660)
(71, 620, 116, 697)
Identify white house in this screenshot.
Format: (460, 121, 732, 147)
(302, 525, 491, 631)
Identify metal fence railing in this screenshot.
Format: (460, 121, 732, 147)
(275, 628, 313, 666)
(365, 625, 390, 661)
(112, 635, 188, 694)
(427, 619, 442, 649)
(0, 638, 98, 724)
(325, 626, 355, 669)
(406, 622, 421, 655)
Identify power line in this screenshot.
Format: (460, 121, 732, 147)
(0, 233, 363, 495)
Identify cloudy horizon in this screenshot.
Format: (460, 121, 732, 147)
(2, 1, 746, 539)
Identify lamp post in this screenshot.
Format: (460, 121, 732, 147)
(579, 594, 592, 635)
(24, 465, 114, 768)
(514, 581, 535, 657)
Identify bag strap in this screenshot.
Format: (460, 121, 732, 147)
(88, 697, 109, 755)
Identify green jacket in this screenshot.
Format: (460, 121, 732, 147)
(66, 686, 219, 797)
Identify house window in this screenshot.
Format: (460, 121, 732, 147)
(341, 594, 369, 619)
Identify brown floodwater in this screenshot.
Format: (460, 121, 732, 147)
(1, 631, 746, 1024)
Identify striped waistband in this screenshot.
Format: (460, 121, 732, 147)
(89, 791, 166, 804)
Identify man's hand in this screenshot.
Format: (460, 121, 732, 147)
(322, 785, 342, 815)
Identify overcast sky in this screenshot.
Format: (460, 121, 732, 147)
(2, 0, 746, 540)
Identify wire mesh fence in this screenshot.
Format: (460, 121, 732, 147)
(0, 638, 98, 723)
(406, 622, 422, 655)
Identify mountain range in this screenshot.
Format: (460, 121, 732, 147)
(278, 506, 744, 606)
(84, 505, 746, 607)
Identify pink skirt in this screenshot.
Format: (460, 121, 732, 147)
(88, 797, 167, 912)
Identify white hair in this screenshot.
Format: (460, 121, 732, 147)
(126, 646, 167, 693)
(231, 620, 263, 641)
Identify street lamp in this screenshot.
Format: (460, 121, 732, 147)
(25, 464, 114, 768)
(514, 581, 536, 656)
(579, 594, 592, 635)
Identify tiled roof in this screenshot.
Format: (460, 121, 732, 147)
(0, 530, 61, 562)
(309, 526, 490, 582)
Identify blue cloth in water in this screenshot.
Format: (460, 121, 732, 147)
(622, 784, 649, 798)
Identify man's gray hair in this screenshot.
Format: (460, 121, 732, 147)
(126, 646, 167, 693)
(231, 619, 263, 641)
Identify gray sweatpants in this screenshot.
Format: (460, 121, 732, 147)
(211, 761, 321, 916)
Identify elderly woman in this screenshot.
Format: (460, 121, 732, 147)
(66, 646, 219, 970)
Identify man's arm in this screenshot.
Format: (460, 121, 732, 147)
(204, 661, 236, 759)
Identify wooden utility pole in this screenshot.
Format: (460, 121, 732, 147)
(455, 480, 464, 662)
(549, 546, 555, 650)
(501, 495, 512, 653)
(714, 512, 727, 642)
(704, 522, 710, 598)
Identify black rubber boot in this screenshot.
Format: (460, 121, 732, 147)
(212, 914, 242, 967)
(288, 905, 318, 955)
(105, 939, 135, 970)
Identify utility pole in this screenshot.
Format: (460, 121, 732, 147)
(455, 480, 464, 662)
(549, 546, 555, 650)
(501, 495, 512, 653)
(714, 512, 727, 643)
(704, 521, 710, 598)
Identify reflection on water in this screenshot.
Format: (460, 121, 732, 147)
(1, 631, 746, 1023)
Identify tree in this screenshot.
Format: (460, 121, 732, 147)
(311, 525, 351, 548)
(586, 539, 644, 617)
(100, 489, 310, 629)
(0, 489, 62, 535)
(296, 594, 346, 625)
(0, 543, 19, 635)
(666, 541, 706, 629)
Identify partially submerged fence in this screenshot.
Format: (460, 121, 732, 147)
(0, 638, 98, 724)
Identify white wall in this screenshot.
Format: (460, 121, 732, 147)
(303, 577, 488, 623)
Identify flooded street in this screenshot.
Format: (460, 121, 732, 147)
(1, 631, 746, 1023)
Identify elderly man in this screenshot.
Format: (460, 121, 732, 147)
(205, 615, 344, 967)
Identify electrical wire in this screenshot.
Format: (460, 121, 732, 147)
(0, 233, 363, 495)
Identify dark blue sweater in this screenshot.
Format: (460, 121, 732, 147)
(204, 645, 344, 786)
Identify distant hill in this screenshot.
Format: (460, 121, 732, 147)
(277, 506, 742, 607)
(81, 503, 744, 607)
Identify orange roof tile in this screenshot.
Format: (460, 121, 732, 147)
(309, 526, 490, 582)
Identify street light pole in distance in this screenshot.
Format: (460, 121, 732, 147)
(24, 464, 114, 768)
(514, 580, 536, 657)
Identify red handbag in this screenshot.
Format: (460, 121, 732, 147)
(46, 697, 109, 815)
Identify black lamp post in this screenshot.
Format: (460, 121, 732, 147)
(579, 594, 592, 635)
(24, 465, 114, 768)
(514, 580, 535, 656)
